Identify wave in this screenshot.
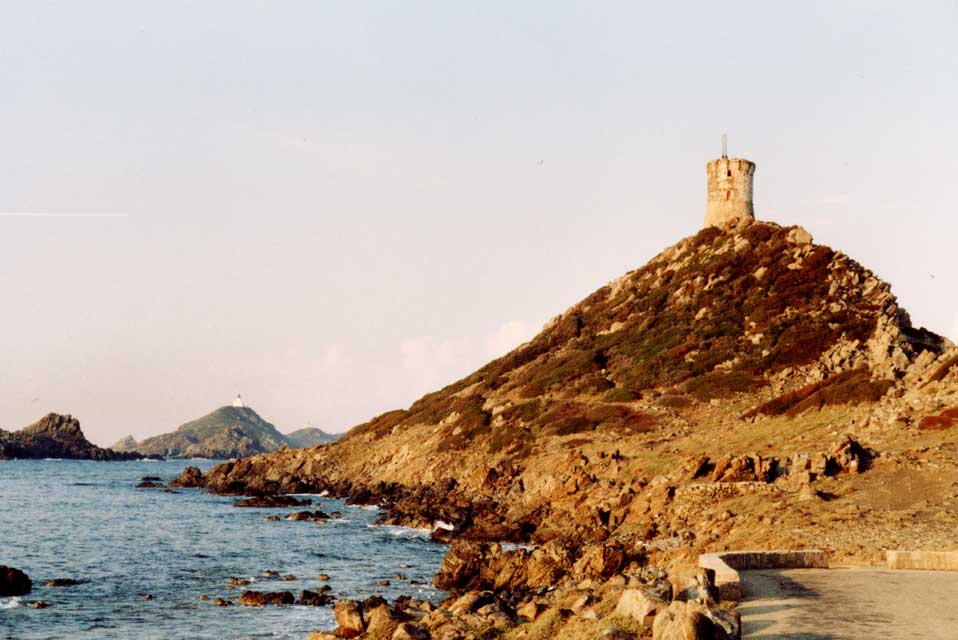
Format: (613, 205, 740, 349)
(368, 524, 431, 539)
(0, 597, 21, 609)
(360, 505, 379, 511)
(43, 458, 64, 461)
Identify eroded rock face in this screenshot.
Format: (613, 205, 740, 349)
(0, 566, 32, 597)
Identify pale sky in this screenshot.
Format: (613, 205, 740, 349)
(1, 1, 956, 445)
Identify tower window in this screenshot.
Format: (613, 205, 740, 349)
(727, 170, 731, 177)
(726, 191, 730, 200)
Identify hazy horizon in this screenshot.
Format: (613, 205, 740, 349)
(2, 2, 956, 446)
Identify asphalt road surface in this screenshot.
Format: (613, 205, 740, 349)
(739, 567, 958, 639)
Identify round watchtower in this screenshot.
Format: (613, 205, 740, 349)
(705, 146, 755, 228)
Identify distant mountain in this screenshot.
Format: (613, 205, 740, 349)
(284, 427, 339, 448)
(114, 406, 338, 459)
(0, 413, 145, 461)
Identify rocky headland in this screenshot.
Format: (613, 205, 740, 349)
(0, 413, 149, 461)
(174, 221, 958, 639)
(113, 405, 339, 459)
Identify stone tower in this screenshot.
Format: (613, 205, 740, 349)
(705, 139, 755, 228)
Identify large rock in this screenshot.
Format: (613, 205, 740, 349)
(392, 622, 430, 640)
(237, 590, 294, 606)
(0, 566, 32, 597)
(334, 599, 365, 638)
(169, 466, 205, 488)
(364, 604, 405, 637)
(652, 601, 737, 640)
(433, 540, 495, 591)
(615, 587, 669, 623)
(234, 495, 311, 508)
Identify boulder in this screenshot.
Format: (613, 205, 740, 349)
(237, 590, 294, 606)
(433, 540, 496, 591)
(615, 587, 669, 623)
(28, 600, 50, 609)
(571, 541, 626, 581)
(0, 566, 32, 597)
(652, 601, 735, 640)
(46, 578, 83, 587)
(213, 597, 232, 607)
(334, 599, 365, 638)
(672, 569, 719, 604)
(285, 510, 330, 522)
(306, 633, 338, 640)
(365, 604, 405, 637)
(392, 622, 430, 640)
(234, 495, 311, 508)
(517, 600, 546, 622)
(169, 466, 205, 488)
(299, 589, 335, 606)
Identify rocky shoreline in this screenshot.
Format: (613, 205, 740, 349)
(167, 429, 898, 639)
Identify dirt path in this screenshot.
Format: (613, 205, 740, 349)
(739, 567, 958, 639)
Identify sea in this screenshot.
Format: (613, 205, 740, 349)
(0, 459, 447, 639)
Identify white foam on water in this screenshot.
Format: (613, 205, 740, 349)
(367, 524, 431, 538)
(0, 597, 21, 609)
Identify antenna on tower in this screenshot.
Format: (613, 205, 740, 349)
(722, 133, 728, 159)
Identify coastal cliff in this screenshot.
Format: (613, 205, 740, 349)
(180, 221, 958, 639)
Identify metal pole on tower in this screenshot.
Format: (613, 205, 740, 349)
(722, 133, 727, 158)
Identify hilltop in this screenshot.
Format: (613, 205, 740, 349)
(284, 427, 339, 448)
(115, 406, 338, 459)
(0, 413, 146, 461)
(180, 220, 958, 639)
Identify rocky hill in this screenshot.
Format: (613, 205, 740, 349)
(115, 406, 337, 459)
(178, 220, 958, 639)
(284, 427, 339, 448)
(0, 413, 146, 461)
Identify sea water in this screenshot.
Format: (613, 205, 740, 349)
(0, 460, 447, 639)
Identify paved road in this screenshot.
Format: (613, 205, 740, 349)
(739, 568, 958, 639)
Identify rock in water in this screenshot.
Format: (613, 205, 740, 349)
(0, 566, 32, 597)
(169, 466, 205, 488)
(234, 495, 311, 508)
(334, 599, 365, 638)
(45, 578, 83, 588)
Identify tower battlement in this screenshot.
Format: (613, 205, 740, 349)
(705, 156, 755, 228)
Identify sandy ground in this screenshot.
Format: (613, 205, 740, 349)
(738, 567, 958, 639)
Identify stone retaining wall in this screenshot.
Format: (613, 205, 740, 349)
(698, 550, 829, 601)
(885, 551, 958, 571)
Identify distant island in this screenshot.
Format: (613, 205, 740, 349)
(113, 400, 339, 459)
(0, 413, 148, 461)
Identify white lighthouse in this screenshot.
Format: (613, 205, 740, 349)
(232, 394, 246, 408)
